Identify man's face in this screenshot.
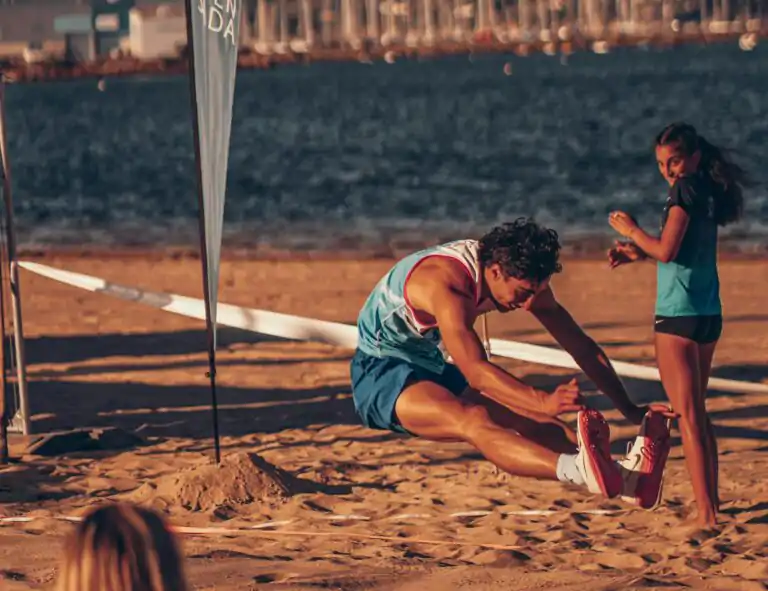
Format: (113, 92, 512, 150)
(487, 264, 550, 312)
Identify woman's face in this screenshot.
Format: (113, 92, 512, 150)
(655, 142, 700, 187)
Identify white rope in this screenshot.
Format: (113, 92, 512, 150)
(19, 260, 768, 394)
(0, 507, 626, 533)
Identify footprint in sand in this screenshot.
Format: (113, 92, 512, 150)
(630, 576, 689, 588)
(540, 526, 589, 543)
(665, 555, 715, 575)
(698, 578, 767, 591)
(593, 548, 647, 571)
(640, 552, 665, 565)
(469, 548, 532, 567)
(720, 556, 768, 581)
(252, 573, 291, 584)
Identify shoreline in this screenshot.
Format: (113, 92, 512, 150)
(17, 243, 768, 263)
(15, 230, 768, 261)
(3, 29, 760, 84)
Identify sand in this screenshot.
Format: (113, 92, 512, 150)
(0, 254, 766, 590)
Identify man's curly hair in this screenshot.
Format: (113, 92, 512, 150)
(478, 218, 562, 282)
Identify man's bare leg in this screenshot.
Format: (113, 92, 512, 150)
(395, 381, 562, 480)
(461, 388, 577, 454)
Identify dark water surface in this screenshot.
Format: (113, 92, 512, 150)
(5, 43, 767, 254)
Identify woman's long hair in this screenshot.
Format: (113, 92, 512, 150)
(656, 122, 748, 226)
(56, 503, 189, 591)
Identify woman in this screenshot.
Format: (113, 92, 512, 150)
(56, 503, 189, 591)
(607, 122, 747, 528)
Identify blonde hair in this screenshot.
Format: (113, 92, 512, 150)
(56, 503, 189, 591)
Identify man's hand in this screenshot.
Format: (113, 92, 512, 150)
(623, 403, 678, 425)
(531, 291, 652, 423)
(540, 378, 586, 417)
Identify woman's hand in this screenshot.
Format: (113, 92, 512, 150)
(608, 211, 640, 238)
(607, 240, 647, 269)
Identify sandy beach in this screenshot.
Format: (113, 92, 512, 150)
(0, 253, 766, 590)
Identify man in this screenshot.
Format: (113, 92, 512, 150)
(351, 218, 669, 506)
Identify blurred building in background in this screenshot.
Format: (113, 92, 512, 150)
(128, 3, 186, 59)
(0, 0, 764, 61)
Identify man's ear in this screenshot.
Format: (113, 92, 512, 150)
(488, 263, 503, 281)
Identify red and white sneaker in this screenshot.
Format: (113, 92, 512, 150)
(619, 411, 672, 509)
(575, 410, 623, 498)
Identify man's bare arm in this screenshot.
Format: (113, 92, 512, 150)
(405, 261, 582, 417)
(530, 287, 642, 421)
(431, 282, 550, 414)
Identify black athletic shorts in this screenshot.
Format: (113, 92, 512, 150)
(654, 315, 722, 344)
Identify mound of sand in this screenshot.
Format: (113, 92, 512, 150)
(127, 452, 311, 512)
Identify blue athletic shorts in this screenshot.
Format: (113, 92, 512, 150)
(349, 348, 469, 433)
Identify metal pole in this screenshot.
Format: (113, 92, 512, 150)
(0, 80, 30, 437)
(0, 213, 7, 462)
(182, 0, 222, 465)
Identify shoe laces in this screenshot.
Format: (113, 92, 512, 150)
(640, 441, 658, 462)
(623, 438, 658, 469)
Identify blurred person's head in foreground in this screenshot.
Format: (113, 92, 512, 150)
(56, 502, 188, 591)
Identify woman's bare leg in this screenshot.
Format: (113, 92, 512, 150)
(698, 341, 720, 510)
(655, 333, 717, 528)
